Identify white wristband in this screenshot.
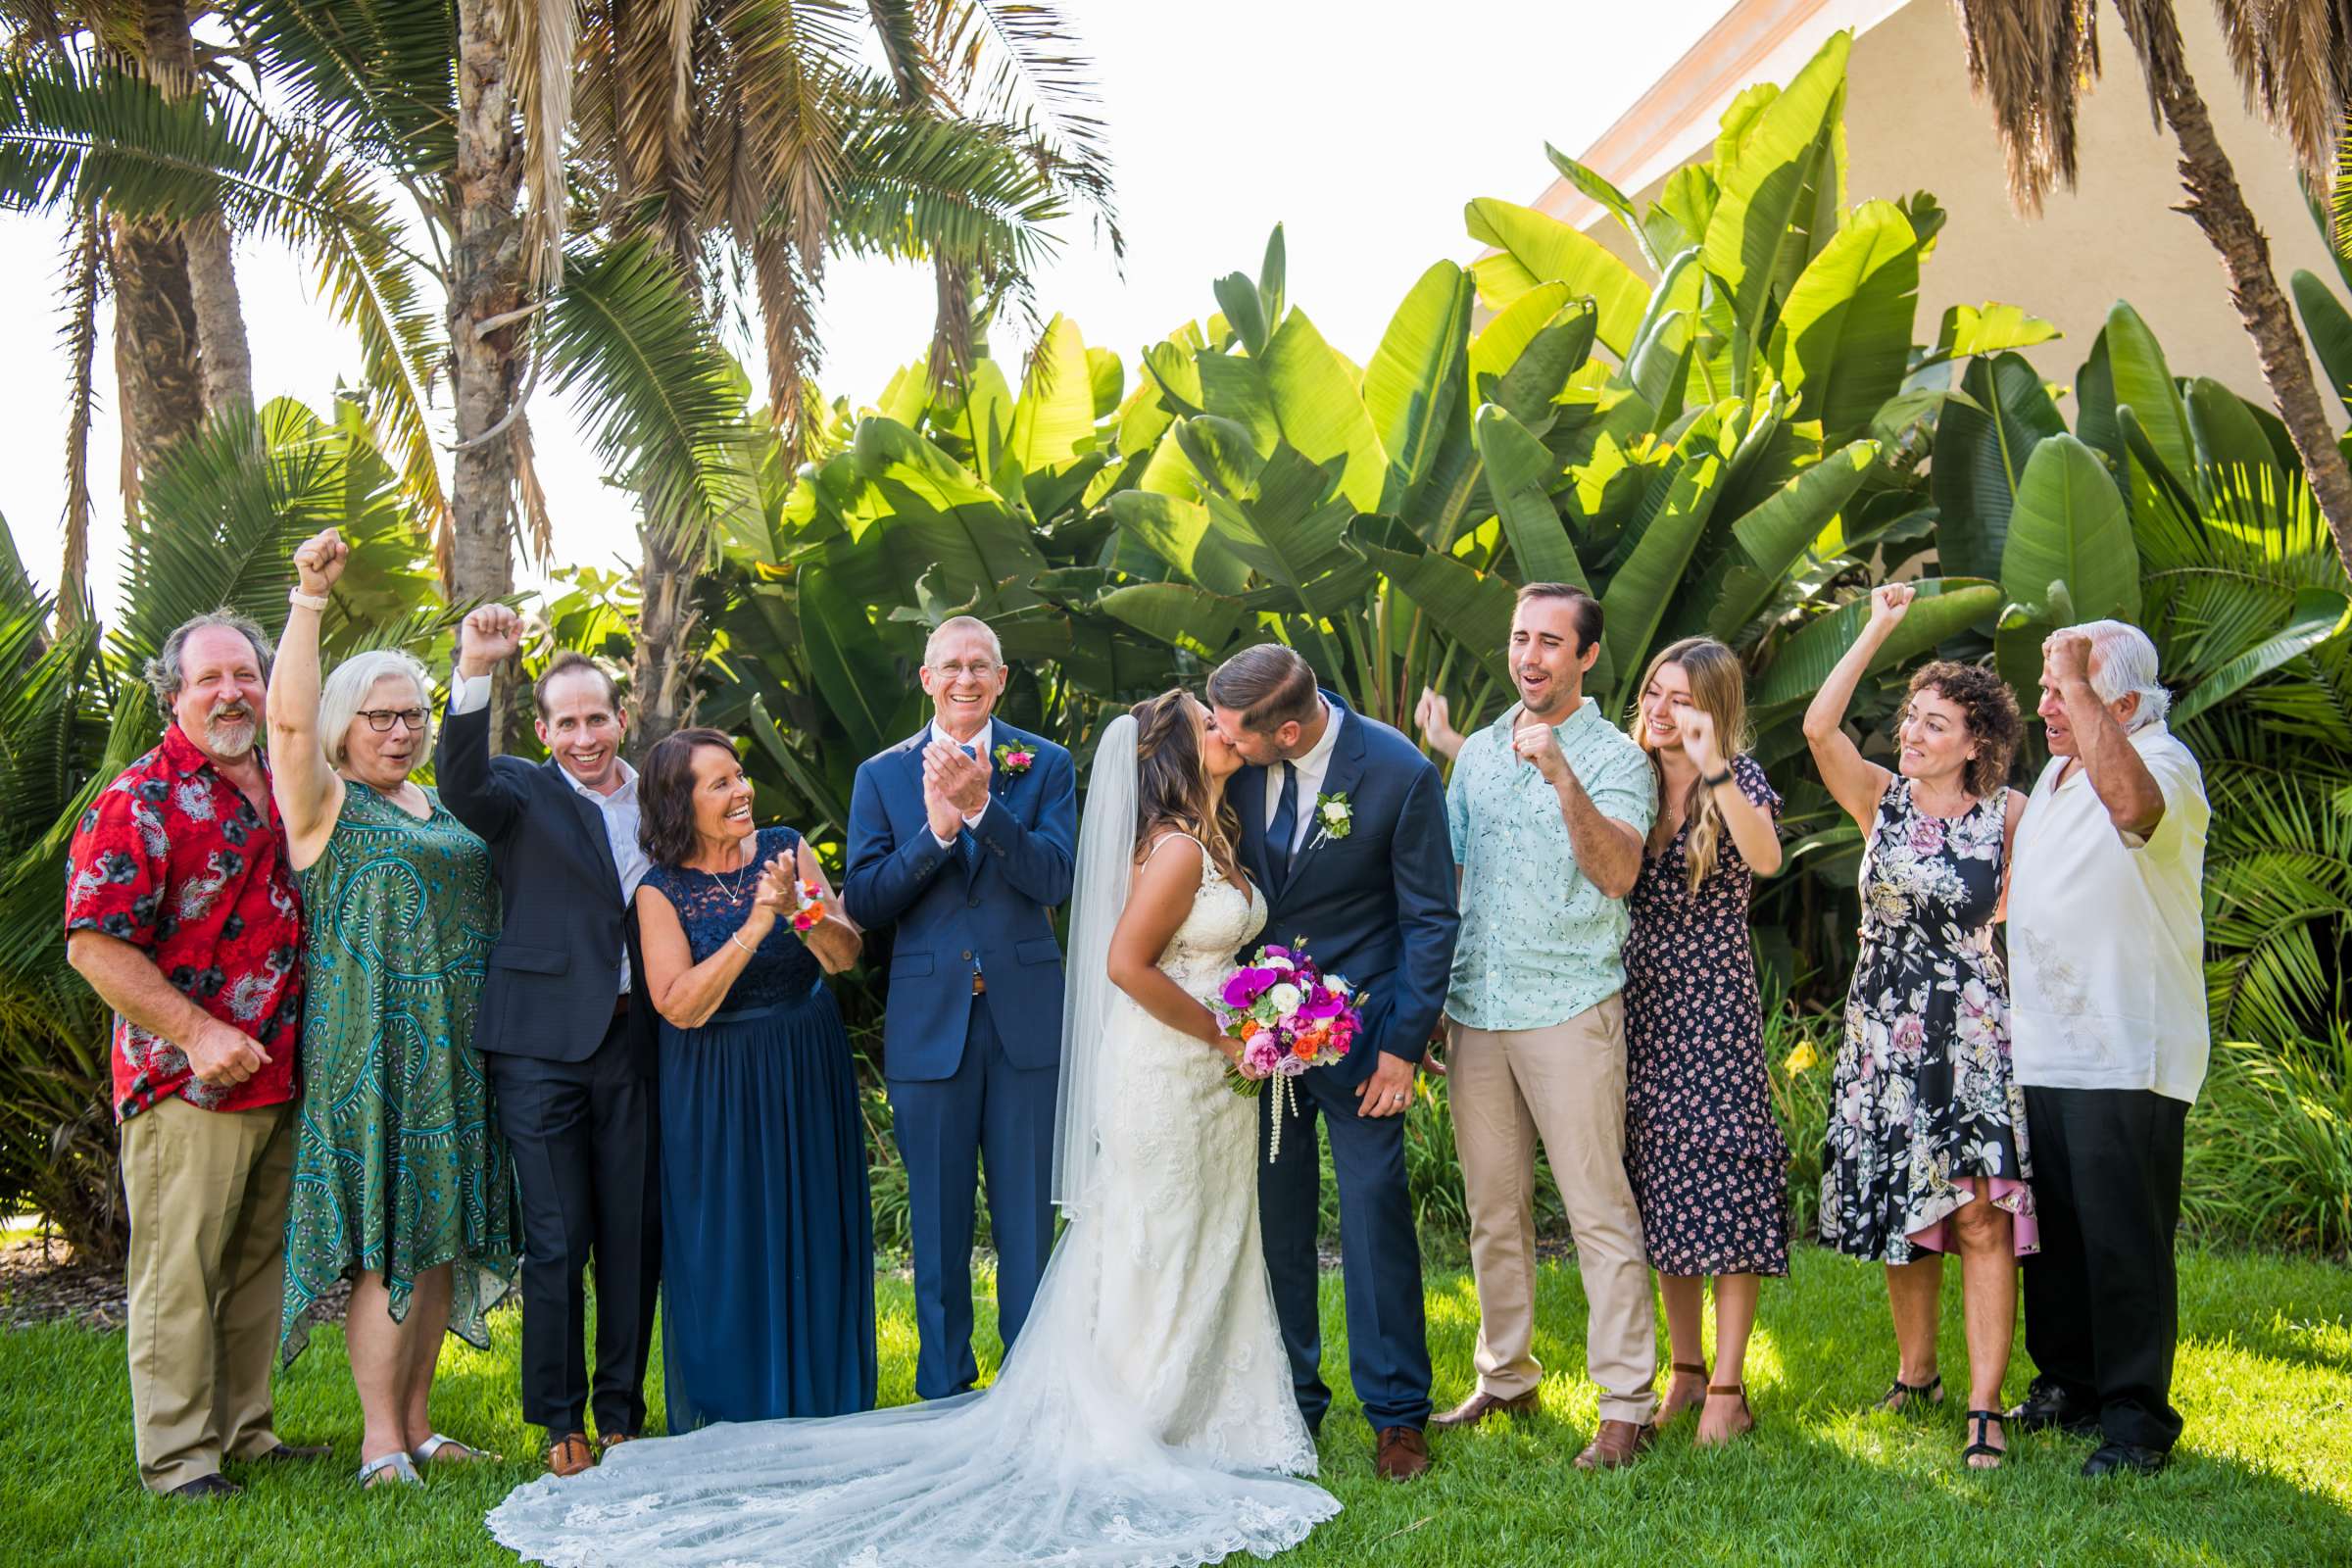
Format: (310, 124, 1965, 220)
(288, 589, 329, 612)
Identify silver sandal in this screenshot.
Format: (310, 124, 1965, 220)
(357, 1450, 424, 1488)
(412, 1434, 501, 1464)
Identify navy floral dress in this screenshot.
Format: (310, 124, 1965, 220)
(641, 825, 875, 1430)
(1624, 755, 1791, 1278)
(1822, 780, 2036, 1264)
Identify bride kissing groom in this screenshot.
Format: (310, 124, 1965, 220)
(488, 639, 1460, 1568)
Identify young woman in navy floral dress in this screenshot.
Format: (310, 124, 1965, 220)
(1804, 584, 2031, 1471)
(1622, 637, 1788, 1448)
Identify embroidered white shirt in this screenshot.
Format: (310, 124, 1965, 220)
(2008, 721, 2210, 1102)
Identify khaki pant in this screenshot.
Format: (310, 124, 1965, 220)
(1449, 998, 1658, 1424)
(121, 1097, 294, 1492)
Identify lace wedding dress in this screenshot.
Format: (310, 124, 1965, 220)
(487, 835, 1338, 1568)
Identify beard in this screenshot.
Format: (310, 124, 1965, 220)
(203, 703, 259, 759)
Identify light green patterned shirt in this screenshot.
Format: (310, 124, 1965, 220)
(1445, 696, 1657, 1031)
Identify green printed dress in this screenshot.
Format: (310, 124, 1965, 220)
(279, 781, 520, 1363)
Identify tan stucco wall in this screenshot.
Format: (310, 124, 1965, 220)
(1583, 0, 2345, 417)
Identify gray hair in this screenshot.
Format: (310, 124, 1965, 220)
(318, 650, 434, 769)
(145, 612, 274, 713)
(923, 614, 1004, 667)
(2072, 619, 2171, 731)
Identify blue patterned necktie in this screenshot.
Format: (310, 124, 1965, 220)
(1266, 760, 1298, 887)
(956, 744, 980, 871)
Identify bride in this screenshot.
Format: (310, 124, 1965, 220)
(488, 690, 1340, 1567)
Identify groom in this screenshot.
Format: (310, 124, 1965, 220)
(1208, 645, 1460, 1482)
(845, 615, 1077, 1401)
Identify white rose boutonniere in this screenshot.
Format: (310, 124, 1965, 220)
(1309, 791, 1352, 849)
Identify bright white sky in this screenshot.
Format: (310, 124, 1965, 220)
(0, 1, 1736, 621)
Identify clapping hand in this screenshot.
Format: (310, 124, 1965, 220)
(923, 741, 991, 818)
(292, 527, 349, 597)
(1414, 686, 1465, 760)
(458, 604, 525, 680)
(1866, 581, 1915, 633)
(751, 852, 797, 914)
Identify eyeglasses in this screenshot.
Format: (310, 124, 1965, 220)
(357, 708, 429, 733)
(928, 662, 1000, 679)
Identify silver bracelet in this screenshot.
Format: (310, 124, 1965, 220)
(729, 930, 757, 956)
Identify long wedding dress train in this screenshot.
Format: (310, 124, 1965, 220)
(487, 844, 1337, 1567)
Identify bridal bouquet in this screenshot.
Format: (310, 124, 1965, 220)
(1215, 943, 1362, 1161)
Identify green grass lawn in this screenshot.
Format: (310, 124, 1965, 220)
(3, 1246, 2348, 1567)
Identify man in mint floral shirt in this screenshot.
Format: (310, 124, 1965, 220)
(1428, 583, 1660, 1471)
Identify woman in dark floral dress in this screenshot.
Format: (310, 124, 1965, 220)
(1623, 638, 1788, 1447)
(1804, 584, 2031, 1470)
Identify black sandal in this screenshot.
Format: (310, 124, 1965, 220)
(1963, 1408, 2006, 1469)
(1874, 1373, 1943, 1414)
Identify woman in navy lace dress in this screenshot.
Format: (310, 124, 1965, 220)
(634, 728, 873, 1430)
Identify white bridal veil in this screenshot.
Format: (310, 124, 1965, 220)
(1052, 710, 1137, 1215)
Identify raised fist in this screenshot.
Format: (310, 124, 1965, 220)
(458, 604, 525, 679)
(292, 528, 349, 597)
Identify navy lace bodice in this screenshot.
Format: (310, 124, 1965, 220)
(642, 826, 823, 1014)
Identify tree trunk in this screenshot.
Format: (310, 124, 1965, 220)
(625, 523, 701, 759)
(139, 0, 252, 414)
(107, 218, 206, 479)
(2122, 5, 2352, 579)
(449, 0, 526, 741)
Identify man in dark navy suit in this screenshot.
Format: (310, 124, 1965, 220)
(436, 606, 660, 1479)
(844, 616, 1076, 1400)
(1207, 644, 1459, 1484)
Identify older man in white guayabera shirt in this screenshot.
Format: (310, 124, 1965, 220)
(2002, 620, 2209, 1480)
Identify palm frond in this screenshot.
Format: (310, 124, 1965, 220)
(826, 85, 1064, 274)
(931, 0, 1115, 248)
(55, 211, 100, 633)
(1947, 0, 2101, 216)
(492, 0, 575, 286)
(2212, 0, 2351, 185)
(544, 233, 760, 560)
(223, 0, 459, 178)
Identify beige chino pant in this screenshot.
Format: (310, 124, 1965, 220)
(1449, 997, 1658, 1425)
(120, 1097, 294, 1492)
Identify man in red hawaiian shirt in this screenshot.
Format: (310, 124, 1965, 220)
(65, 612, 323, 1498)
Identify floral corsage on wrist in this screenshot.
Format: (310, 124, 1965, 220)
(1309, 791, 1352, 848)
(788, 879, 828, 934)
(993, 742, 1035, 774)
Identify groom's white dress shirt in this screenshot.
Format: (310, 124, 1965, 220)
(1261, 699, 1343, 858)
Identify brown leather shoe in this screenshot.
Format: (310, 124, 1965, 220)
(1430, 1388, 1540, 1429)
(1373, 1426, 1431, 1482)
(546, 1432, 596, 1478)
(598, 1432, 636, 1455)
(1573, 1419, 1657, 1471)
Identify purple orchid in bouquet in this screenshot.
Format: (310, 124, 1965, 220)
(1213, 941, 1363, 1162)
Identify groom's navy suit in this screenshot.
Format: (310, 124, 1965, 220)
(1239, 691, 1459, 1434)
(845, 719, 1076, 1399)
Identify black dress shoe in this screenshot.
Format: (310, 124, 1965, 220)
(252, 1442, 333, 1463)
(2082, 1441, 2168, 1476)
(167, 1474, 243, 1499)
(2006, 1383, 2100, 1437)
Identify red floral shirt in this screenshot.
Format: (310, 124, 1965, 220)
(64, 724, 304, 1121)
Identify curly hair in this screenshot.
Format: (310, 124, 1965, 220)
(1905, 662, 2022, 798)
(1129, 689, 1241, 873)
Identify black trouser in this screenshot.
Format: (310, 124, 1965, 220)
(488, 1012, 662, 1438)
(2020, 1085, 2190, 1451)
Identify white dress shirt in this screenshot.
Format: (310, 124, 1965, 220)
(928, 718, 993, 848)
(452, 673, 646, 991)
(2008, 720, 2211, 1102)
(1261, 699, 1343, 857)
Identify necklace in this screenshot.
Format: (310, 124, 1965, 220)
(710, 838, 755, 901)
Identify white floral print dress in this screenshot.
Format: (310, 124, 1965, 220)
(1821, 779, 2037, 1264)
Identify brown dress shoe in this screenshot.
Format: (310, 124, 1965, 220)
(1573, 1419, 1657, 1471)
(599, 1432, 636, 1455)
(546, 1432, 597, 1478)
(1373, 1426, 1431, 1482)
(1431, 1388, 1540, 1429)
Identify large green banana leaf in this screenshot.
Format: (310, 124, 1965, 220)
(1751, 577, 2005, 709)
(1105, 491, 1252, 596)
(855, 416, 1051, 605)
(798, 563, 918, 759)
(1767, 199, 1918, 447)
(1361, 261, 1474, 511)
(1261, 309, 1387, 512)
(2289, 270, 2352, 422)
(1931, 352, 2067, 583)
(1706, 438, 1880, 638)
(1462, 197, 1648, 358)
(1098, 582, 1254, 662)
(1477, 405, 1588, 588)
(1600, 449, 1727, 693)
(1346, 514, 1516, 684)
(2103, 301, 2194, 490)
(2001, 432, 2141, 627)
(1009, 315, 1098, 473)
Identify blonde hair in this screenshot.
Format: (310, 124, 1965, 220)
(1631, 637, 1751, 891)
(318, 650, 434, 770)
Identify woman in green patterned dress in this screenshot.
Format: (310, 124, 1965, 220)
(268, 527, 519, 1488)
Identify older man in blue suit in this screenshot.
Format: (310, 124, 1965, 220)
(845, 616, 1076, 1400)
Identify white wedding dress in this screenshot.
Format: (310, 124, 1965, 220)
(487, 824, 1338, 1568)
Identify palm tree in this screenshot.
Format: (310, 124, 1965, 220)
(1949, 0, 2352, 579)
